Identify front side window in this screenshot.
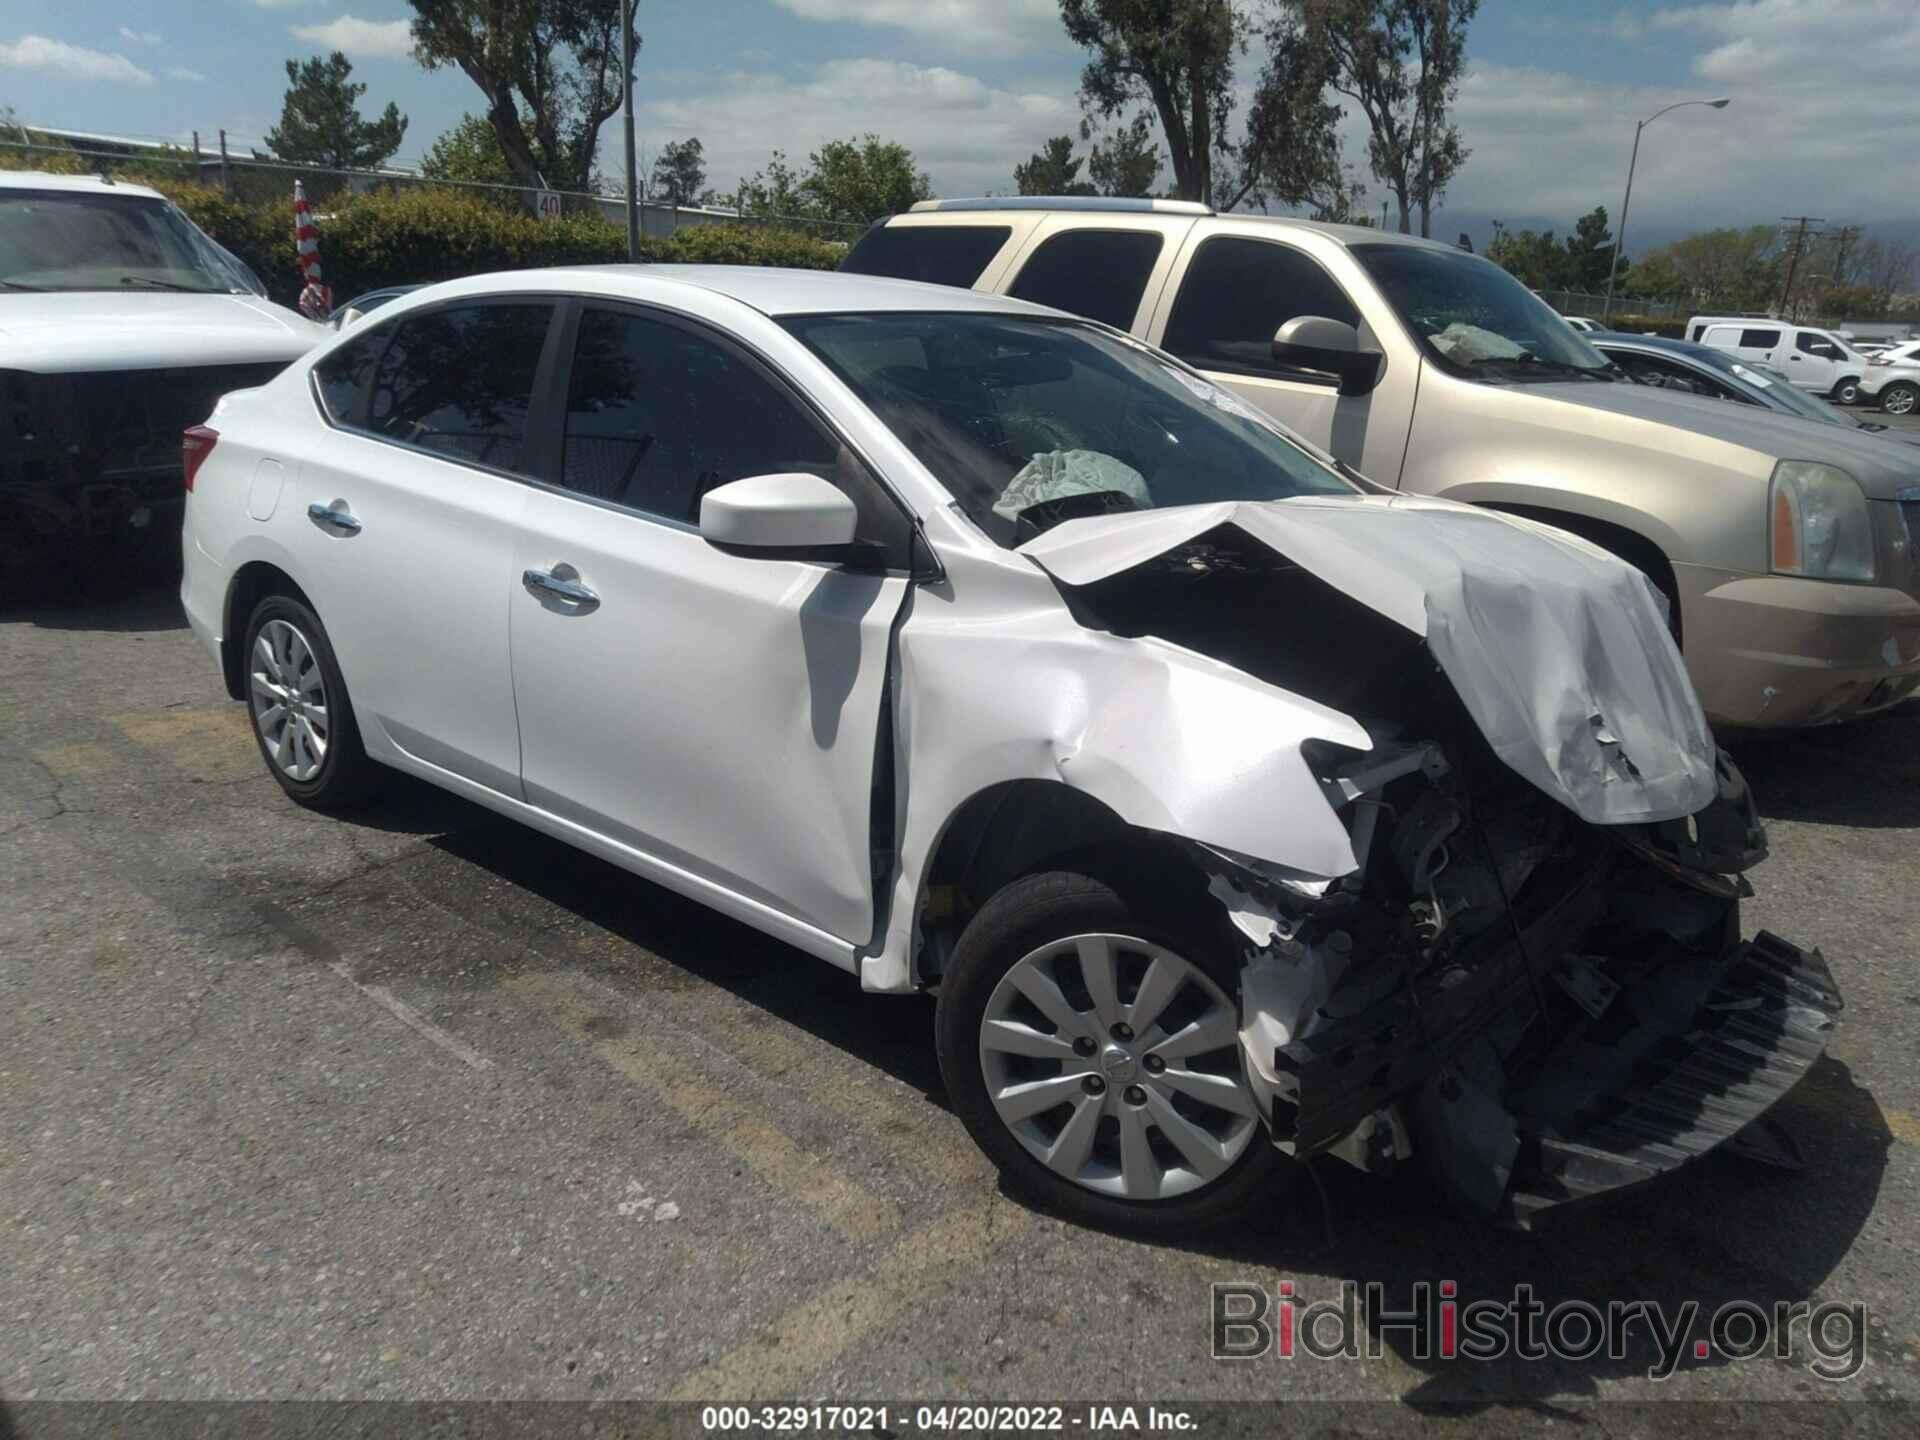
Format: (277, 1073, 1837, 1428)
(840, 224, 1012, 289)
(784, 311, 1355, 549)
(365, 303, 553, 474)
(558, 307, 910, 562)
(0, 189, 256, 294)
(1008, 229, 1163, 330)
(1351, 243, 1614, 382)
(1163, 236, 1361, 379)
(1795, 332, 1840, 358)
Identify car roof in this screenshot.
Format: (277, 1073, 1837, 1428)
(0, 170, 167, 201)
(420, 264, 1068, 319)
(892, 199, 1463, 255)
(1591, 332, 1730, 365)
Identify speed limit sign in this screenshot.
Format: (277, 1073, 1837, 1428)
(535, 190, 563, 220)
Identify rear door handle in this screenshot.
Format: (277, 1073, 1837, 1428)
(522, 567, 599, 609)
(307, 501, 362, 534)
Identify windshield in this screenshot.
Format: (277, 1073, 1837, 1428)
(0, 190, 255, 294)
(1731, 361, 1852, 425)
(782, 312, 1356, 547)
(1351, 243, 1615, 382)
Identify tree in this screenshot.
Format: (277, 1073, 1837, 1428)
(1629, 226, 1782, 311)
(798, 135, 932, 224)
(651, 137, 705, 206)
(1014, 135, 1095, 196)
(419, 113, 520, 186)
(1059, 0, 1237, 204)
(408, 1, 638, 192)
(264, 51, 408, 169)
(1485, 225, 1565, 290)
(1085, 114, 1161, 198)
(728, 150, 810, 219)
(1561, 206, 1618, 292)
(1295, 0, 1478, 236)
(1227, 12, 1360, 216)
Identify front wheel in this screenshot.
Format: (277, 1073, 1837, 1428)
(1880, 381, 1919, 416)
(1832, 377, 1862, 406)
(935, 869, 1288, 1232)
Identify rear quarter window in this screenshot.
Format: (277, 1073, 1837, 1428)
(840, 223, 1012, 289)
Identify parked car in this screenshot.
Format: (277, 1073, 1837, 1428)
(844, 200, 1920, 728)
(0, 171, 327, 576)
(331, 284, 420, 329)
(1592, 330, 1920, 444)
(182, 266, 1837, 1231)
(1686, 315, 1867, 403)
(1561, 315, 1600, 332)
(1860, 344, 1920, 416)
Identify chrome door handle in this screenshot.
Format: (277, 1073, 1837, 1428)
(307, 502, 362, 533)
(522, 567, 599, 607)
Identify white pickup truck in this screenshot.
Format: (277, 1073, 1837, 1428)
(0, 171, 326, 581)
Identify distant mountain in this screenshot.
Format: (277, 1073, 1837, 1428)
(1425, 210, 1920, 261)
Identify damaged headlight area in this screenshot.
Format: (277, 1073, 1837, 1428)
(1201, 730, 1839, 1228)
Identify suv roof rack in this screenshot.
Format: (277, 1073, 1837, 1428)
(908, 196, 1215, 217)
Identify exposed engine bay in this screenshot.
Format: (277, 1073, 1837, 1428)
(1031, 512, 1841, 1225)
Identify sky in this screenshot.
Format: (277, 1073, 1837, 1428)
(3, 1, 1917, 249)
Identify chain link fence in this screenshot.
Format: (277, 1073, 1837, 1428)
(0, 133, 864, 242)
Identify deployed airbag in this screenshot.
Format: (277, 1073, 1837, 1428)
(1019, 494, 1717, 825)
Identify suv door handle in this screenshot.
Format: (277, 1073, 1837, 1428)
(522, 567, 599, 608)
(307, 501, 363, 534)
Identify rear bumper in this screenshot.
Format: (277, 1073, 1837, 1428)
(1677, 564, 1920, 728)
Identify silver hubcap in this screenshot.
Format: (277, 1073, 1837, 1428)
(249, 618, 329, 782)
(979, 933, 1257, 1201)
(1887, 387, 1916, 415)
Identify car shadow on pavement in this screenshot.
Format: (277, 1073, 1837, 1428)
(0, 579, 188, 632)
(1726, 699, 1920, 829)
(1134, 1052, 1893, 1406)
(423, 808, 947, 1102)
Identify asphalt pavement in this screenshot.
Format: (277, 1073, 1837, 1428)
(2, 421, 1918, 1429)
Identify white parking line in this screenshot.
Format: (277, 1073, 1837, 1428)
(327, 961, 494, 1071)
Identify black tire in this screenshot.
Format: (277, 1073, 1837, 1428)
(1831, 377, 1861, 406)
(1880, 381, 1919, 417)
(240, 593, 380, 810)
(936, 868, 1290, 1233)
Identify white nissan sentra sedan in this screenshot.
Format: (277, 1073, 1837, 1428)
(182, 267, 1839, 1232)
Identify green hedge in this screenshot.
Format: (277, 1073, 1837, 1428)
(4, 157, 843, 306)
(1605, 313, 1688, 338)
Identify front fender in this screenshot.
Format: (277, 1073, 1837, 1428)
(865, 591, 1371, 992)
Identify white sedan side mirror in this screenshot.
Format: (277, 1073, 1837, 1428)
(699, 472, 859, 556)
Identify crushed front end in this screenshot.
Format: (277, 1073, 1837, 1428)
(1211, 732, 1840, 1226)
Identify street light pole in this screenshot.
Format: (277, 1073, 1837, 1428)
(1601, 96, 1730, 322)
(622, 0, 639, 262)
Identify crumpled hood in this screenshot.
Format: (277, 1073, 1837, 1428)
(0, 291, 327, 373)
(1019, 493, 1718, 826)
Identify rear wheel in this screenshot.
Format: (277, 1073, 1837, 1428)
(242, 594, 379, 809)
(1880, 381, 1919, 416)
(936, 869, 1288, 1232)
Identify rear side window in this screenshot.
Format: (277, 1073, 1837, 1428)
(311, 329, 387, 426)
(841, 223, 1011, 288)
(366, 303, 553, 474)
(1739, 327, 1781, 349)
(1162, 236, 1361, 378)
(1008, 229, 1163, 329)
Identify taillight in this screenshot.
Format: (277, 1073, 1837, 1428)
(181, 425, 219, 491)
(1870, 356, 1890, 366)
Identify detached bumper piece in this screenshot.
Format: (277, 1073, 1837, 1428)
(1501, 932, 1841, 1228)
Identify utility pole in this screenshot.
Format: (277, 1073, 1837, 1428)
(622, 0, 639, 261)
(191, 131, 201, 184)
(1777, 216, 1824, 317)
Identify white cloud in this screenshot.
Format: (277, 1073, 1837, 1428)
(288, 16, 414, 60)
(167, 66, 207, 83)
(644, 56, 1077, 200)
(0, 34, 154, 84)
(772, 1, 1069, 58)
(117, 26, 163, 47)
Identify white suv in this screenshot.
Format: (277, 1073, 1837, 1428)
(182, 265, 1836, 1230)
